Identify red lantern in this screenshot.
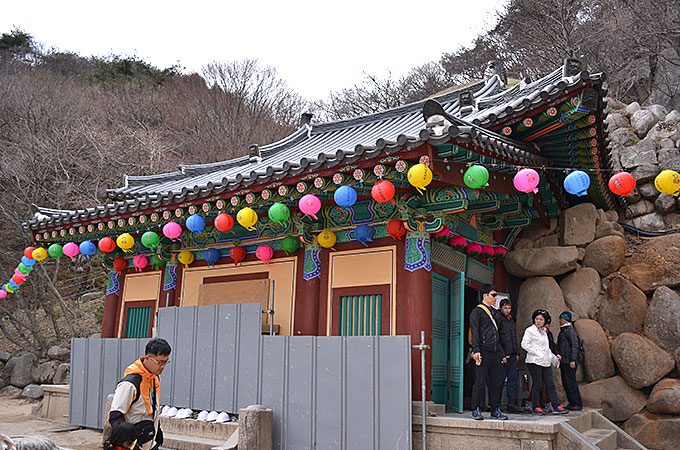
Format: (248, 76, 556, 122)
(371, 180, 396, 204)
(214, 213, 235, 233)
(230, 245, 246, 266)
(449, 235, 467, 251)
(98, 237, 116, 253)
(12, 274, 25, 285)
(481, 245, 495, 257)
(386, 219, 407, 240)
(113, 257, 128, 273)
(608, 172, 636, 196)
(494, 247, 507, 259)
(24, 247, 36, 259)
(465, 243, 482, 256)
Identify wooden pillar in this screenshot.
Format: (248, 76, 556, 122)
(397, 235, 433, 401)
(293, 244, 321, 335)
(101, 270, 121, 338)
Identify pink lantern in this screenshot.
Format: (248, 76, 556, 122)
(0, 290, 6, 299)
(63, 242, 80, 261)
(494, 247, 507, 259)
(449, 235, 467, 251)
(299, 194, 321, 220)
(133, 255, 149, 272)
(465, 243, 482, 256)
(513, 168, 540, 194)
(14, 269, 27, 281)
(481, 245, 495, 257)
(432, 227, 452, 242)
(163, 221, 183, 241)
(255, 245, 274, 265)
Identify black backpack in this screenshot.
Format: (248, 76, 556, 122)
(120, 373, 143, 406)
(575, 331, 585, 364)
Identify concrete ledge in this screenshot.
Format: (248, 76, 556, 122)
(31, 384, 70, 422)
(159, 417, 237, 441)
(412, 401, 446, 417)
(163, 432, 228, 450)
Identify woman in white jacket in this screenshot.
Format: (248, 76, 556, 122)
(521, 310, 569, 415)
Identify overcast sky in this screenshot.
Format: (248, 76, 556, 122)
(2, 0, 505, 99)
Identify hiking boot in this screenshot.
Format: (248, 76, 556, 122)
(543, 403, 554, 413)
(532, 407, 545, 415)
(490, 407, 508, 420)
(552, 405, 569, 415)
(566, 404, 583, 411)
(472, 407, 483, 420)
(525, 401, 533, 413)
(507, 404, 523, 414)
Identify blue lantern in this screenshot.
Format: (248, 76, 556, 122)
(21, 256, 36, 267)
(186, 214, 206, 234)
(2, 283, 9, 292)
(204, 248, 221, 267)
(79, 240, 97, 259)
(334, 185, 358, 208)
(354, 224, 375, 247)
(564, 170, 591, 197)
(8, 280, 19, 289)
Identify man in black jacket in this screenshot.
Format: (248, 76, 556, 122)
(498, 298, 522, 413)
(557, 311, 583, 410)
(470, 284, 508, 420)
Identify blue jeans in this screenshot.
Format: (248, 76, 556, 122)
(504, 355, 518, 405)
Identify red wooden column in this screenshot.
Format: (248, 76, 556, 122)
(293, 244, 321, 335)
(101, 270, 121, 338)
(397, 235, 433, 401)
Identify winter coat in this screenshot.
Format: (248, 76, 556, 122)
(498, 313, 521, 356)
(521, 324, 559, 367)
(470, 304, 502, 353)
(557, 324, 580, 365)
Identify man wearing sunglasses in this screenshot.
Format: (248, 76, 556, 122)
(469, 284, 508, 420)
(109, 338, 172, 450)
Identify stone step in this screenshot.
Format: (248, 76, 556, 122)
(583, 428, 618, 450)
(162, 432, 228, 450)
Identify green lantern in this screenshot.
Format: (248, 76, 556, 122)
(268, 202, 290, 224)
(463, 165, 490, 189)
(48, 243, 63, 259)
(18, 263, 31, 274)
(281, 236, 300, 255)
(151, 254, 165, 270)
(141, 231, 161, 250)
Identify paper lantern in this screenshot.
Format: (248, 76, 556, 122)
(481, 245, 495, 257)
(21, 256, 36, 267)
(204, 248, 221, 267)
(464, 165, 490, 189)
(178, 250, 195, 269)
(12, 274, 25, 285)
(186, 214, 206, 234)
(113, 257, 128, 273)
(354, 225, 375, 247)
(386, 219, 406, 240)
(432, 227, 452, 243)
(32, 248, 47, 262)
(63, 242, 80, 261)
(48, 244, 63, 259)
(151, 254, 166, 270)
(0, 290, 6, 299)
(268, 203, 290, 224)
(133, 255, 148, 272)
(229, 246, 247, 266)
(163, 221, 183, 241)
(13, 269, 26, 281)
(299, 195, 321, 220)
(408, 164, 433, 194)
(513, 168, 540, 194)
(214, 213, 235, 233)
(608, 172, 636, 196)
(465, 242, 482, 256)
(654, 169, 680, 196)
(116, 233, 135, 253)
(281, 236, 300, 255)
(98, 237, 116, 253)
(141, 231, 160, 250)
(371, 180, 395, 204)
(318, 230, 336, 251)
(334, 185, 357, 208)
(79, 241, 96, 259)
(256, 245, 274, 265)
(494, 247, 507, 259)
(449, 235, 467, 251)
(8, 280, 19, 290)
(23, 247, 36, 259)
(17, 263, 31, 274)
(563, 170, 591, 196)
(237, 207, 258, 231)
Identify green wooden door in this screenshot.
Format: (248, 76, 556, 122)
(339, 294, 382, 336)
(124, 306, 151, 338)
(431, 273, 449, 404)
(448, 273, 464, 412)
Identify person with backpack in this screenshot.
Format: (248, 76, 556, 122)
(557, 311, 583, 411)
(109, 338, 171, 450)
(469, 284, 508, 420)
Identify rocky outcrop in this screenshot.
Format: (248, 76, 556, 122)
(582, 235, 626, 276)
(516, 277, 567, 337)
(559, 203, 597, 246)
(644, 286, 680, 352)
(611, 333, 675, 389)
(579, 376, 647, 422)
(10, 353, 37, 388)
(32, 361, 59, 385)
(21, 384, 44, 399)
(597, 276, 648, 335)
(504, 247, 578, 278)
(53, 363, 70, 385)
(47, 346, 70, 362)
(559, 268, 601, 320)
(619, 233, 680, 292)
(647, 378, 680, 415)
(624, 410, 680, 450)
(573, 319, 615, 382)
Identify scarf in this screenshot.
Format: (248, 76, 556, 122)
(124, 358, 160, 417)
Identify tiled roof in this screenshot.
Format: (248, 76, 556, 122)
(23, 64, 607, 231)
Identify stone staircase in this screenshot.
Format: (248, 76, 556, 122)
(159, 416, 238, 450)
(557, 410, 646, 450)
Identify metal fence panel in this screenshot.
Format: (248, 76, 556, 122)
(313, 337, 343, 450)
(260, 335, 286, 450)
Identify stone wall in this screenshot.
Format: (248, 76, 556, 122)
(0, 346, 70, 400)
(505, 203, 680, 450)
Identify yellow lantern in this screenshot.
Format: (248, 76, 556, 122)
(408, 163, 433, 194)
(32, 248, 48, 262)
(318, 230, 337, 251)
(116, 233, 135, 253)
(237, 207, 258, 231)
(178, 250, 195, 269)
(654, 169, 680, 196)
